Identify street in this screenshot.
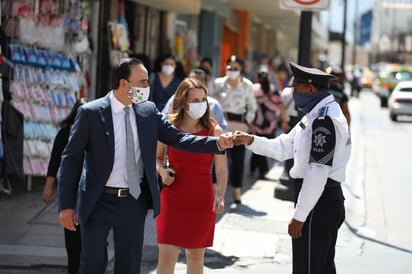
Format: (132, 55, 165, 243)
(1, 89, 412, 273)
(335, 89, 412, 273)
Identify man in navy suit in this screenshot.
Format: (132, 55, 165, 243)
(58, 58, 234, 274)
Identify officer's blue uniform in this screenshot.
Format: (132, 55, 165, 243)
(245, 62, 351, 274)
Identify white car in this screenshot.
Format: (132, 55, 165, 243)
(388, 81, 412, 121)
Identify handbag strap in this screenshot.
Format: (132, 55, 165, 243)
(163, 145, 169, 168)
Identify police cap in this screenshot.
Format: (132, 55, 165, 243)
(289, 62, 335, 89)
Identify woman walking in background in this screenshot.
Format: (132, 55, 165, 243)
(150, 54, 182, 111)
(210, 55, 257, 204)
(250, 71, 288, 178)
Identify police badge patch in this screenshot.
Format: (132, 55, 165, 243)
(310, 116, 336, 166)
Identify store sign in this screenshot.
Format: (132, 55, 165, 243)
(130, 0, 201, 14)
(382, 0, 412, 8)
(280, 0, 330, 11)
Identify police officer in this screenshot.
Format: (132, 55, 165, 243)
(233, 62, 351, 274)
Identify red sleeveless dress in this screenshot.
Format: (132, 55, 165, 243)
(156, 127, 216, 248)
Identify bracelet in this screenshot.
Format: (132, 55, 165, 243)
(216, 195, 225, 201)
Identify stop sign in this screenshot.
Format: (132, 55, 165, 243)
(280, 0, 330, 11)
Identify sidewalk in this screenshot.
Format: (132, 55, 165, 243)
(0, 152, 361, 273)
(142, 159, 295, 274)
(0, 155, 289, 272)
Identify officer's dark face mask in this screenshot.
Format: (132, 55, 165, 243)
(293, 90, 330, 113)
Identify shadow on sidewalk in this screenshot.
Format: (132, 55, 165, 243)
(170, 248, 239, 270)
(229, 203, 267, 217)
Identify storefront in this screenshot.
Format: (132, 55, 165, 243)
(0, 0, 96, 188)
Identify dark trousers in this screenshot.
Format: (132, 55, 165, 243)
(250, 153, 269, 176)
(64, 226, 81, 274)
(80, 192, 149, 274)
(292, 185, 345, 274)
(228, 145, 245, 188)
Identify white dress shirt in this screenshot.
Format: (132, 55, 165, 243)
(106, 91, 143, 188)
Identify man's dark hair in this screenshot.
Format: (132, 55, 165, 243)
(111, 58, 143, 90)
(201, 57, 213, 67)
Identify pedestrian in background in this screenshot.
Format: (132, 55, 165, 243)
(150, 54, 182, 111)
(250, 71, 288, 179)
(57, 58, 234, 274)
(155, 78, 227, 274)
(233, 62, 351, 274)
(210, 55, 257, 204)
(257, 57, 282, 91)
(200, 57, 215, 94)
(42, 99, 86, 274)
(325, 66, 351, 127)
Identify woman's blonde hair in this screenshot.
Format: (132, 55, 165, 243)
(168, 77, 215, 133)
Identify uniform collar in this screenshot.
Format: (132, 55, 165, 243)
(307, 94, 335, 118)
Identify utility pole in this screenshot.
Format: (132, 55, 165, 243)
(298, 11, 313, 66)
(341, 0, 347, 70)
(352, 0, 359, 66)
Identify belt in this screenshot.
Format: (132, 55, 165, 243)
(104, 187, 130, 197)
(224, 112, 245, 122)
(293, 178, 340, 193)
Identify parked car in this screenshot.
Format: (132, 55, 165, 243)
(377, 65, 412, 107)
(388, 81, 412, 121)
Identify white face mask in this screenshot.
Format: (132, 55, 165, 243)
(162, 65, 175, 75)
(226, 70, 240, 79)
(127, 86, 150, 104)
(186, 102, 207, 120)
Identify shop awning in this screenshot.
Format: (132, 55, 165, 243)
(130, 0, 201, 14)
(201, 0, 232, 18)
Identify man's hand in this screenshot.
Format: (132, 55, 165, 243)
(233, 131, 254, 146)
(288, 218, 304, 239)
(59, 209, 78, 231)
(217, 132, 234, 149)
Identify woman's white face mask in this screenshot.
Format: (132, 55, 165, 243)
(186, 101, 207, 119)
(226, 70, 240, 79)
(162, 65, 175, 76)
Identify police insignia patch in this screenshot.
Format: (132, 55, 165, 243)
(310, 116, 336, 166)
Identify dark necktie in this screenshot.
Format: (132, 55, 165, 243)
(124, 106, 141, 199)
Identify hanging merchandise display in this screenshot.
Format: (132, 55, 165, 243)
(173, 18, 200, 74)
(107, 0, 131, 67)
(1, 0, 92, 181)
(9, 44, 78, 176)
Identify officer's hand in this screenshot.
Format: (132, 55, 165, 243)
(59, 209, 78, 231)
(288, 218, 304, 239)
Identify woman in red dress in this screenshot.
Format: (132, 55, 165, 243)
(156, 78, 227, 274)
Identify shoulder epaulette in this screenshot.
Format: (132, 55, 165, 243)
(317, 106, 329, 119)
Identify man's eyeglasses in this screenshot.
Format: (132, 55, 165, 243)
(227, 67, 239, 71)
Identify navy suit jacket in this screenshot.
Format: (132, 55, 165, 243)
(57, 93, 222, 225)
